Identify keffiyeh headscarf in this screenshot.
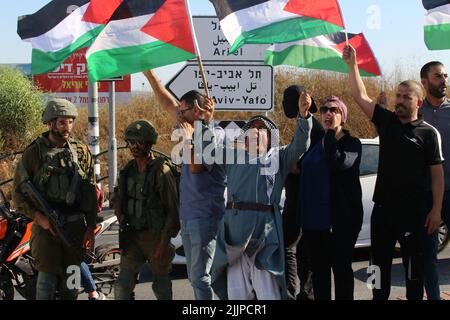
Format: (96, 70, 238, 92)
(241, 115, 279, 145)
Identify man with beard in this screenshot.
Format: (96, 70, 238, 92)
(113, 120, 179, 300)
(343, 45, 444, 300)
(12, 98, 97, 300)
(419, 61, 450, 300)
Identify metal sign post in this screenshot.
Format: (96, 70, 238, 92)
(108, 81, 117, 204)
(88, 81, 101, 184)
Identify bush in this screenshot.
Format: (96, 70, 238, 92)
(0, 66, 44, 151)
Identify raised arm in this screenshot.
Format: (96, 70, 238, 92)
(279, 93, 313, 178)
(342, 45, 376, 119)
(143, 70, 179, 119)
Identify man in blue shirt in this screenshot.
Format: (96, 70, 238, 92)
(420, 61, 449, 300)
(143, 70, 226, 300)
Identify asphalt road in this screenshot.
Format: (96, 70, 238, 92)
(12, 230, 450, 300)
(79, 245, 450, 301)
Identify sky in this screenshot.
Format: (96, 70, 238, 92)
(1, 0, 449, 91)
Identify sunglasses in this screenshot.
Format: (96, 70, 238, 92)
(178, 106, 194, 115)
(319, 106, 340, 115)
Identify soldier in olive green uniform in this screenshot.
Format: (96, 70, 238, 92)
(12, 98, 97, 300)
(114, 120, 180, 300)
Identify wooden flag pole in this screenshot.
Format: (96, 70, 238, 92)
(184, 0, 210, 99)
(337, 1, 349, 45)
(376, 56, 384, 91)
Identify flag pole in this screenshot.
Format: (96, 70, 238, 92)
(375, 55, 384, 91)
(337, 1, 349, 45)
(184, 0, 210, 98)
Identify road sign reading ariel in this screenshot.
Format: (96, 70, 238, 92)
(166, 63, 273, 111)
(192, 16, 269, 61)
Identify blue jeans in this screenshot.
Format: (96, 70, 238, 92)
(423, 190, 450, 300)
(181, 215, 220, 300)
(80, 262, 96, 293)
(424, 232, 440, 300)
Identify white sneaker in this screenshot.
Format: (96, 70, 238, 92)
(88, 291, 106, 300)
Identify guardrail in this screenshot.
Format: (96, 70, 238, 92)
(0, 146, 176, 187)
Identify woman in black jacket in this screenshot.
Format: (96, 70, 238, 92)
(299, 95, 363, 300)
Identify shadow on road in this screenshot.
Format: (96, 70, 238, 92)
(354, 257, 450, 286)
(138, 263, 187, 283)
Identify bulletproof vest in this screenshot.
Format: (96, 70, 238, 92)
(32, 137, 82, 209)
(119, 157, 166, 231)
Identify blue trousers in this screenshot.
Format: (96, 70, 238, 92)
(424, 190, 450, 300)
(80, 262, 96, 293)
(181, 215, 220, 300)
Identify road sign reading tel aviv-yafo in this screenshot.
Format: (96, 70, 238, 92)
(167, 64, 273, 111)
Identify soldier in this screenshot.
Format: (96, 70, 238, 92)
(113, 120, 180, 300)
(12, 98, 97, 300)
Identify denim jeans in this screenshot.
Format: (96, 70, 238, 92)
(80, 261, 96, 293)
(181, 215, 220, 300)
(423, 190, 450, 300)
(424, 231, 440, 300)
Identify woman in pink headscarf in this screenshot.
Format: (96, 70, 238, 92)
(298, 96, 363, 300)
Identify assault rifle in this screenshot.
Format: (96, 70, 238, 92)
(19, 180, 76, 247)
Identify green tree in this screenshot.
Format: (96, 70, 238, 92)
(0, 66, 44, 150)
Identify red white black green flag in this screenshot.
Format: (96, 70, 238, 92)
(17, 0, 122, 74)
(210, 0, 345, 53)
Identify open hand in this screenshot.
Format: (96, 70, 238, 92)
(425, 208, 441, 235)
(83, 227, 95, 251)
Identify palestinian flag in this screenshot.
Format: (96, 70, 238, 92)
(17, 0, 122, 74)
(265, 32, 382, 77)
(210, 0, 345, 53)
(86, 0, 196, 81)
(423, 0, 450, 50)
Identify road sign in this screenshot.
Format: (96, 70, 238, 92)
(166, 64, 273, 112)
(192, 16, 269, 62)
(98, 76, 124, 82)
(33, 48, 131, 106)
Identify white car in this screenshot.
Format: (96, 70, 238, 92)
(170, 137, 449, 264)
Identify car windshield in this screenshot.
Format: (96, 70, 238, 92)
(360, 144, 379, 176)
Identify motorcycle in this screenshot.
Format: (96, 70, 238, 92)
(0, 188, 121, 300)
(0, 188, 35, 300)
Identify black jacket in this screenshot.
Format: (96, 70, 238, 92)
(323, 129, 363, 232)
(283, 117, 324, 244)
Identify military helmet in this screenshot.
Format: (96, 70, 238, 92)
(42, 98, 78, 124)
(124, 120, 158, 144)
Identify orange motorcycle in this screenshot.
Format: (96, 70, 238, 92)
(0, 188, 36, 300)
(0, 187, 122, 300)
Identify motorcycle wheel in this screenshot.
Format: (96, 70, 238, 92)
(91, 245, 121, 296)
(0, 274, 14, 300)
(95, 244, 121, 277)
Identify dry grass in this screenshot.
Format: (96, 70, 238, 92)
(0, 68, 398, 196)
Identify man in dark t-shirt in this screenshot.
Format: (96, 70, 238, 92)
(343, 45, 444, 300)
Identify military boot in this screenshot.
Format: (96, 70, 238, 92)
(152, 274, 172, 300)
